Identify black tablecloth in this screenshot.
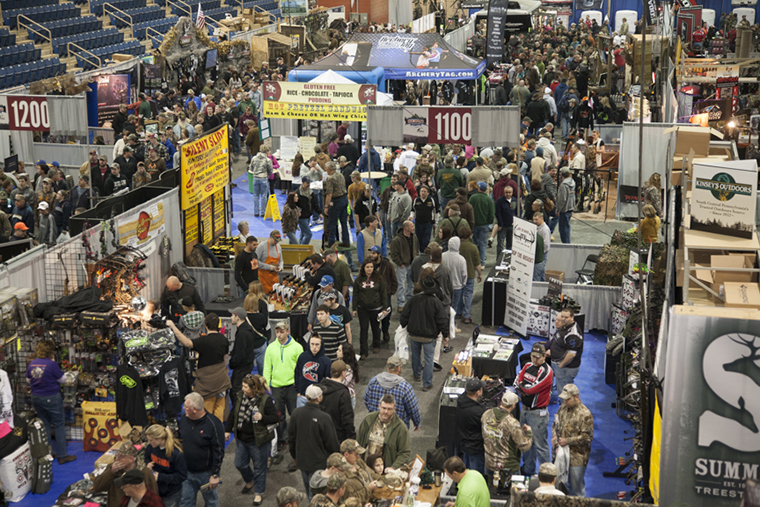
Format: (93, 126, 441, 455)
(481, 266, 509, 327)
(472, 341, 524, 386)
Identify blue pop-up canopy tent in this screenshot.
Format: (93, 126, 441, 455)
(295, 32, 486, 81)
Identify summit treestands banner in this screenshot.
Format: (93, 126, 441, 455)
(180, 125, 229, 211)
(262, 81, 377, 121)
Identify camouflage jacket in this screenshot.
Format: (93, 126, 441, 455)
(342, 460, 378, 504)
(552, 402, 594, 466)
(481, 408, 533, 472)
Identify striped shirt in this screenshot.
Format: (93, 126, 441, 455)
(312, 322, 346, 361)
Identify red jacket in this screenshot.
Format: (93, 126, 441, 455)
(118, 488, 165, 507)
(516, 361, 553, 409)
(403, 177, 418, 199)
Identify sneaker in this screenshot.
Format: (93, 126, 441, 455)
(58, 455, 77, 465)
(443, 346, 453, 353)
(288, 461, 298, 472)
(433, 363, 442, 372)
(487, 239, 493, 248)
(421, 385, 432, 392)
(463, 318, 473, 324)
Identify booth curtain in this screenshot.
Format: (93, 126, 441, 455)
(471, 106, 521, 148)
(545, 243, 606, 282)
(366, 106, 404, 146)
(530, 282, 621, 332)
(48, 95, 88, 137)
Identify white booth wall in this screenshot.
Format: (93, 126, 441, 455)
(615, 10, 637, 32)
(702, 9, 716, 28)
(733, 7, 755, 26)
(580, 10, 603, 25)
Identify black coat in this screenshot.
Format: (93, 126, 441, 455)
(337, 143, 360, 165)
(113, 111, 128, 135)
(455, 394, 486, 454)
(288, 402, 340, 473)
(296, 189, 320, 219)
(305, 263, 337, 289)
(318, 378, 355, 441)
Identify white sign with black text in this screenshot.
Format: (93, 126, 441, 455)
(504, 218, 537, 336)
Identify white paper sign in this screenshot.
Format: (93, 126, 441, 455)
(280, 136, 298, 160)
(504, 218, 537, 336)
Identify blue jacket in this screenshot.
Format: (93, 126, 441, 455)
(164, 139, 177, 169)
(495, 196, 514, 228)
(185, 96, 201, 110)
(294, 343, 331, 396)
(144, 445, 187, 498)
(358, 148, 381, 174)
(10, 204, 34, 234)
(554, 83, 568, 106)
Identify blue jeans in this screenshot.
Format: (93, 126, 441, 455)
(296, 395, 307, 408)
(301, 470, 314, 501)
(252, 178, 268, 216)
(395, 265, 413, 308)
(312, 190, 323, 220)
(559, 211, 572, 243)
(232, 132, 241, 154)
(452, 288, 463, 317)
(520, 408, 550, 476)
(568, 465, 587, 497)
(497, 226, 512, 253)
(234, 438, 270, 494)
(181, 470, 218, 507)
(462, 452, 485, 476)
(440, 195, 453, 212)
(31, 393, 69, 458)
(416, 222, 433, 252)
(552, 364, 580, 400)
(548, 215, 559, 233)
(561, 114, 571, 139)
(473, 225, 489, 267)
(410, 338, 435, 388)
(462, 278, 475, 319)
(298, 218, 312, 244)
(286, 232, 298, 245)
(390, 221, 403, 240)
(533, 258, 546, 281)
(326, 194, 349, 247)
(253, 343, 267, 376)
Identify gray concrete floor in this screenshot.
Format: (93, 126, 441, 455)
(216, 155, 629, 506)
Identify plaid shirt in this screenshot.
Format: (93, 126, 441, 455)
(179, 310, 204, 329)
(118, 487, 164, 507)
(147, 141, 169, 162)
(363, 374, 421, 428)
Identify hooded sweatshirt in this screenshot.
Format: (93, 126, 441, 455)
(318, 377, 355, 441)
(399, 280, 449, 341)
(442, 237, 468, 290)
(363, 371, 421, 428)
(556, 176, 576, 213)
(294, 341, 331, 396)
(422, 262, 453, 307)
(352, 272, 387, 311)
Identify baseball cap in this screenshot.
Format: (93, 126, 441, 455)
(14, 223, 29, 231)
(274, 321, 289, 330)
(270, 231, 281, 241)
(111, 163, 121, 170)
(559, 384, 579, 400)
(42, 177, 52, 184)
(37, 160, 46, 165)
(500, 169, 510, 177)
(531, 343, 546, 355)
(305, 385, 323, 400)
(37, 201, 49, 210)
(465, 378, 485, 392)
(331, 360, 347, 376)
(51, 161, 60, 168)
(323, 290, 338, 300)
(501, 391, 519, 407)
(387, 355, 403, 368)
(128, 134, 138, 141)
(123, 146, 133, 153)
(477, 181, 487, 191)
(326, 472, 347, 490)
(89, 150, 98, 155)
(147, 133, 157, 138)
(114, 469, 145, 487)
(522, 116, 532, 123)
(318, 275, 334, 287)
(230, 307, 246, 320)
(422, 144, 433, 151)
(116, 441, 139, 457)
(369, 246, 381, 253)
(326, 452, 349, 469)
(276, 487, 306, 506)
(302, 177, 311, 184)
(340, 439, 366, 454)
(539, 463, 558, 476)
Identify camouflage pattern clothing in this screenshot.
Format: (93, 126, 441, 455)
(481, 408, 533, 472)
(324, 170, 347, 198)
(342, 460, 378, 504)
(552, 401, 594, 467)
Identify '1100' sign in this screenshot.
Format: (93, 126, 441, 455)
(430, 108, 472, 144)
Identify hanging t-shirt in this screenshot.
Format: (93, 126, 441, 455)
(115, 364, 149, 426)
(193, 332, 229, 369)
(159, 357, 189, 418)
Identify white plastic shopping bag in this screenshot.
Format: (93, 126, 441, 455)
(394, 325, 409, 362)
(554, 445, 570, 488)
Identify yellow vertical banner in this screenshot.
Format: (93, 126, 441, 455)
(200, 196, 213, 245)
(213, 189, 225, 238)
(185, 206, 198, 244)
(180, 125, 229, 210)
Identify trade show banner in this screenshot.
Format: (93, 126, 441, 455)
(504, 218, 537, 336)
(486, 0, 508, 65)
(262, 81, 377, 121)
(96, 74, 130, 127)
(0, 96, 50, 132)
(690, 159, 757, 239)
(117, 201, 165, 246)
(395, 106, 521, 146)
(660, 307, 760, 506)
(180, 125, 229, 210)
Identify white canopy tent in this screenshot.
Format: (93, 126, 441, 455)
(308, 69, 394, 105)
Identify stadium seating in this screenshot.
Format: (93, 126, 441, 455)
(0, 29, 16, 47)
(89, 0, 146, 17)
(3, 3, 79, 29)
(28, 16, 102, 43)
(174, 0, 219, 16)
(76, 39, 143, 70)
(0, 0, 58, 12)
(132, 16, 178, 40)
(109, 5, 163, 28)
(0, 57, 66, 89)
(192, 6, 236, 25)
(53, 27, 123, 57)
(0, 44, 41, 68)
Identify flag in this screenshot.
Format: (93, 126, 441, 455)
(196, 3, 205, 30)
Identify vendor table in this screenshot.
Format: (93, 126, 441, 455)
(204, 299, 309, 341)
(416, 483, 443, 505)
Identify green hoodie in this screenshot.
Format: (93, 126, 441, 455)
(436, 166, 464, 198)
(469, 191, 495, 227)
(262, 335, 303, 388)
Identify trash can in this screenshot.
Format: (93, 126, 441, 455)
(248, 171, 254, 193)
(379, 176, 392, 195)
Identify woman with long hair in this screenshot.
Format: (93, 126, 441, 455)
(336, 341, 359, 408)
(26, 340, 76, 465)
(186, 100, 199, 123)
(144, 424, 187, 507)
(352, 259, 387, 359)
(327, 133, 340, 158)
(282, 192, 300, 245)
(224, 374, 278, 506)
(244, 281, 270, 374)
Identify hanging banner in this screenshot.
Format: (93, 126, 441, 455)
(180, 125, 229, 210)
(660, 307, 760, 507)
(397, 106, 521, 146)
(485, 0, 508, 65)
(504, 218, 537, 336)
(117, 201, 165, 246)
(2, 96, 50, 132)
(200, 195, 213, 245)
(262, 81, 377, 121)
(96, 74, 130, 127)
(213, 189, 225, 239)
(690, 159, 757, 239)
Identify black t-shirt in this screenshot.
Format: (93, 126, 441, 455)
(549, 323, 583, 369)
(193, 332, 229, 368)
(413, 196, 436, 224)
(329, 305, 352, 328)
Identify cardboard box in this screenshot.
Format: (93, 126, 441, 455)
(545, 270, 565, 283)
(664, 126, 723, 158)
(724, 281, 760, 309)
(727, 252, 758, 282)
(711, 255, 752, 286)
(112, 54, 133, 63)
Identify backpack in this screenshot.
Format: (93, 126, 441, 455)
(559, 94, 572, 113)
(170, 261, 196, 285)
(544, 196, 555, 212)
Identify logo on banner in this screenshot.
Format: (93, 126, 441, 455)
(695, 173, 753, 201)
(377, 36, 416, 51)
(404, 113, 427, 127)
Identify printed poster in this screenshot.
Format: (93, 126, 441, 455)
(690, 159, 757, 239)
(180, 125, 229, 210)
(200, 196, 213, 245)
(213, 189, 225, 239)
(504, 218, 537, 336)
(117, 201, 165, 246)
(262, 81, 376, 121)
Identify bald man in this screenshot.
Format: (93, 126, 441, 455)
(161, 275, 205, 323)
